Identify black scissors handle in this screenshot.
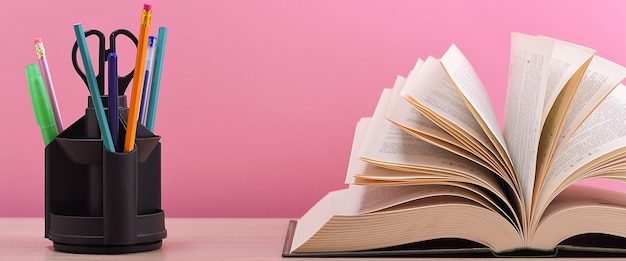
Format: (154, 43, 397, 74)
(109, 29, 138, 94)
(72, 30, 106, 94)
(71, 29, 138, 95)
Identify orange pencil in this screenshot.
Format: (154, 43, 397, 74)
(124, 3, 153, 152)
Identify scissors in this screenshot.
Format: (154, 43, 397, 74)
(71, 29, 138, 95)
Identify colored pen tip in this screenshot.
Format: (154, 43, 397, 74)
(143, 3, 152, 10)
(34, 38, 43, 44)
(148, 36, 156, 46)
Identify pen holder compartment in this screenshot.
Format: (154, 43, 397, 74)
(44, 95, 166, 254)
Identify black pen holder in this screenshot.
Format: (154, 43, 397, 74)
(44, 95, 166, 254)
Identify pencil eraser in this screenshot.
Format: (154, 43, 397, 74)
(143, 3, 152, 10)
(34, 38, 43, 44)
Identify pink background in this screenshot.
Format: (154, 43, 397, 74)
(2, 0, 626, 217)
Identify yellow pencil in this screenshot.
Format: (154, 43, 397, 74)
(125, 3, 153, 152)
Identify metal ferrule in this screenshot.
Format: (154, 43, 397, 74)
(141, 10, 152, 26)
(35, 42, 46, 59)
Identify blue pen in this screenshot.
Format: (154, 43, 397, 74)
(139, 36, 157, 125)
(73, 23, 115, 152)
(146, 27, 168, 132)
(108, 52, 119, 152)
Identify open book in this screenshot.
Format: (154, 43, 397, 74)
(284, 32, 626, 257)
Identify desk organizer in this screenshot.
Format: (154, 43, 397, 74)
(45, 95, 166, 254)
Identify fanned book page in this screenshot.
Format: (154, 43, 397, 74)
(286, 32, 626, 257)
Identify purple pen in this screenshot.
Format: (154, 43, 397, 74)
(34, 38, 63, 133)
(108, 52, 119, 152)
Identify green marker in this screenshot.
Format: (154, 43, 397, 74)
(26, 63, 58, 145)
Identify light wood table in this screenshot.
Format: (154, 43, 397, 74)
(0, 218, 614, 260)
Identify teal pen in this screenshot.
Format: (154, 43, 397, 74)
(25, 63, 58, 145)
(73, 23, 115, 152)
(146, 27, 168, 132)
